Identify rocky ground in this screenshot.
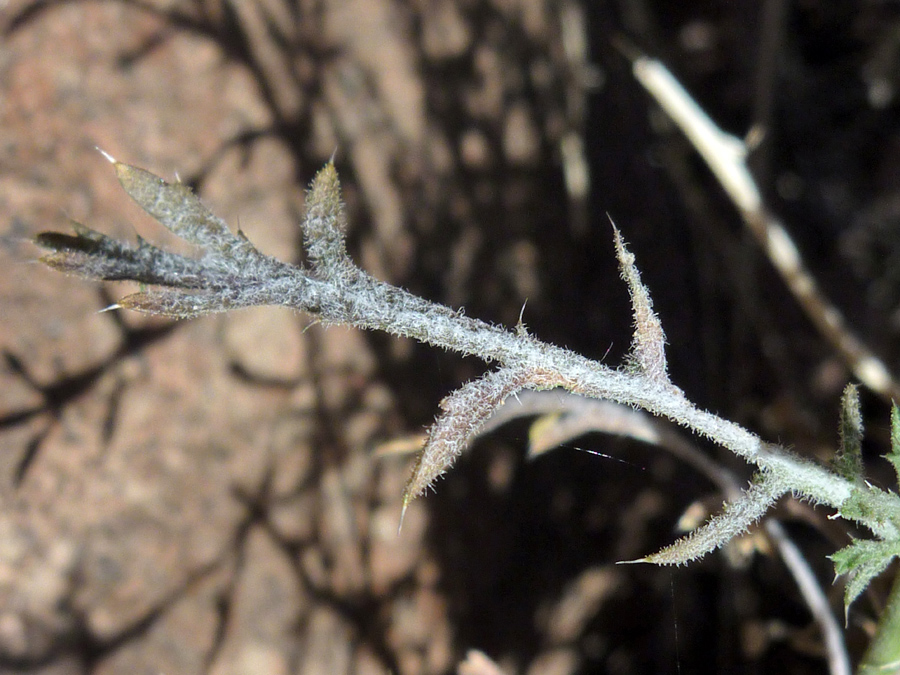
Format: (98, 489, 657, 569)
(3, 1, 900, 673)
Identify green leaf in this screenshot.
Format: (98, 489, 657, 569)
(834, 383, 864, 482)
(838, 484, 900, 537)
(831, 538, 900, 615)
(888, 403, 900, 487)
(839, 487, 877, 523)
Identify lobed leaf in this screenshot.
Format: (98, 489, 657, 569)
(38, 155, 892, 580)
(837, 486, 900, 537)
(831, 538, 900, 617)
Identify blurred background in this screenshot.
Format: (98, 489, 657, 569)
(3, 1, 900, 673)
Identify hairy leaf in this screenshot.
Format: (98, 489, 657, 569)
(117, 289, 236, 319)
(402, 367, 532, 514)
(831, 538, 900, 616)
(302, 161, 353, 278)
(889, 403, 900, 486)
(110, 156, 239, 252)
(840, 488, 877, 524)
(630, 477, 784, 565)
(838, 486, 900, 539)
(835, 383, 864, 482)
(401, 366, 568, 524)
(612, 224, 669, 384)
(36, 222, 209, 287)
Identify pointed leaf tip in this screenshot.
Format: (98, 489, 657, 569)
(112, 160, 236, 251)
(641, 478, 783, 565)
(96, 147, 116, 164)
(831, 538, 900, 614)
(117, 289, 234, 319)
(611, 222, 669, 382)
(302, 161, 351, 273)
(398, 494, 411, 534)
(402, 366, 555, 507)
(310, 161, 341, 202)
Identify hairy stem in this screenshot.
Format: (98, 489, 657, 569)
(35, 156, 899, 554)
(283, 264, 875, 534)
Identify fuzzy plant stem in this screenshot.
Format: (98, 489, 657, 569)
(273, 169, 852, 512)
(35, 155, 900, 556)
(291, 260, 861, 514)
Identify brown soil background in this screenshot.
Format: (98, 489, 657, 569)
(3, 1, 900, 673)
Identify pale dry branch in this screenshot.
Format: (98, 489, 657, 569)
(628, 49, 900, 403)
